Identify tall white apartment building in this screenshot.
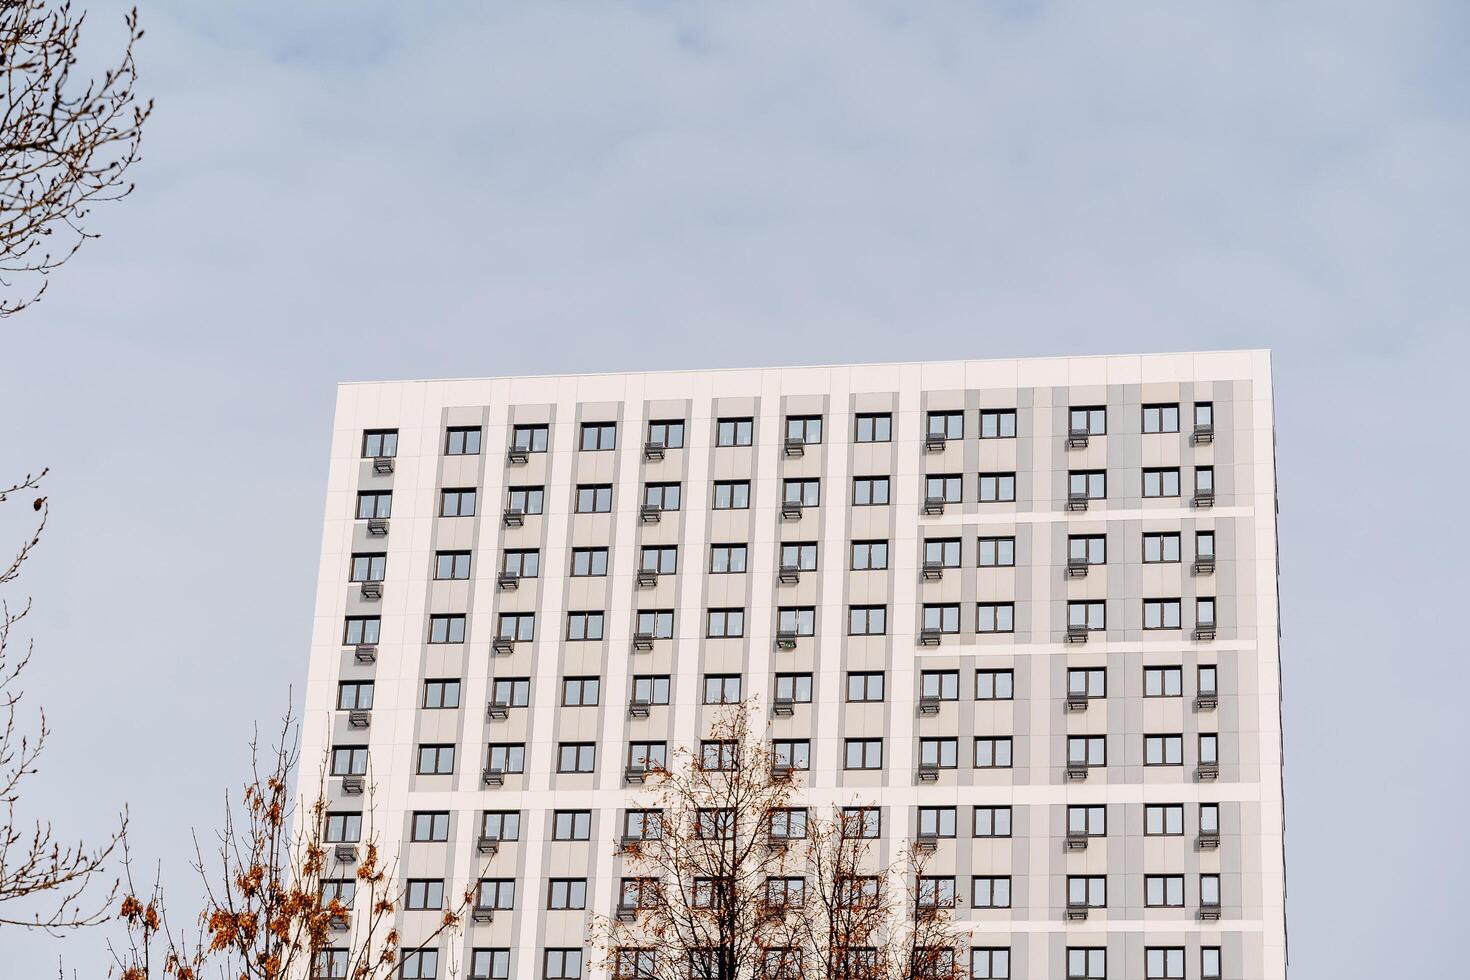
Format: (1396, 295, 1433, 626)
(301, 351, 1287, 980)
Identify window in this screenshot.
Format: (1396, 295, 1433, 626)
(422, 679, 460, 709)
(480, 811, 520, 841)
(1145, 804, 1184, 836)
(544, 949, 583, 980)
(337, 681, 374, 711)
(918, 876, 956, 909)
(547, 879, 587, 910)
(552, 810, 592, 840)
(428, 615, 466, 644)
(1143, 532, 1181, 562)
(1196, 530, 1216, 560)
(435, 550, 472, 580)
(973, 806, 1012, 837)
(975, 670, 1013, 700)
(331, 746, 368, 777)
(643, 482, 681, 511)
(510, 424, 548, 453)
(706, 608, 745, 638)
(849, 605, 887, 635)
(769, 808, 808, 840)
(1195, 466, 1214, 496)
(1145, 734, 1184, 766)
(852, 475, 890, 505)
(1200, 733, 1220, 766)
(919, 738, 958, 769)
(1068, 534, 1106, 565)
(1199, 664, 1219, 697)
(500, 549, 538, 579)
(780, 542, 818, 571)
(613, 949, 656, 979)
(416, 744, 454, 775)
(496, 612, 535, 641)
(694, 809, 735, 839)
(557, 743, 596, 773)
(1202, 873, 1222, 909)
(440, 488, 477, 517)
(710, 544, 747, 573)
(786, 415, 823, 445)
(1142, 467, 1180, 498)
(405, 880, 444, 910)
(918, 806, 957, 838)
(971, 948, 1010, 979)
(647, 419, 685, 449)
(841, 807, 881, 838)
(485, 743, 525, 774)
(1068, 470, 1106, 500)
(977, 602, 1015, 633)
(361, 429, 397, 458)
(1145, 875, 1185, 907)
(1068, 736, 1106, 768)
(979, 472, 1016, 502)
(716, 417, 753, 447)
(777, 607, 815, 636)
(712, 480, 750, 509)
(317, 949, 349, 980)
(489, 678, 529, 707)
(854, 413, 891, 442)
(772, 739, 811, 770)
(925, 473, 962, 503)
(343, 616, 380, 646)
(1068, 876, 1107, 909)
(579, 421, 616, 451)
(971, 876, 1011, 908)
(1202, 947, 1222, 980)
(922, 670, 960, 700)
(1068, 600, 1105, 632)
(978, 536, 1015, 567)
(561, 677, 600, 707)
(980, 409, 1016, 439)
(356, 491, 391, 519)
(766, 876, 807, 908)
(575, 484, 612, 513)
(631, 675, 671, 705)
(1144, 666, 1183, 697)
(411, 811, 450, 842)
(1067, 948, 1106, 980)
(782, 478, 820, 506)
(570, 547, 608, 576)
(973, 737, 1013, 768)
(847, 671, 885, 702)
(627, 742, 667, 772)
(923, 604, 961, 634)
(1144, 598, 1182, 630)
(1067, 805, 1106, 837)
(401, 949, 438, 980)
(702, 674, 742, 704)
(927, 410, 964, 439)
(1067, 667, 1106, 700)
(620, 877, 660, 910)
(1142, 403, 1180, 433)
(445, 426, 482, 455)
(349, 553, 386, 583)
(566, 611, 605, 641)
(506, 485, 544, 515)
(324, 812, 362, 845)
(844, 738, 883, 770)
(321, 878, 356, 908)
(851, 539, 888, 570)
(1069, 406, 1106, 435)
(635, 610, 674, 639)
(925, 537, 961, 568)
(1197, 597, 1217, 627)
(476, 879, 516, 911)
(700, 741, 739, 771)
(470, 950, 510, 980)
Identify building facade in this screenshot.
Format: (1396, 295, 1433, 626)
(301, 351, 1287, 980)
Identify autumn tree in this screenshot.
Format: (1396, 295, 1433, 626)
(594, 701, 969, 980)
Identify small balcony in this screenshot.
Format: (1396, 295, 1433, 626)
(639, 504, 662, 524)
(615, 903, 638, 922)
(333, 843, 357, 863)
(913, 834, 939, 852)
(636, 568, 659, 588)
(921, 561, 944, 581)
(372, 456, 394, 475)
(628, 699, 651, 719)
(1065, 903, 1090, 920)
(624, 766, 649, 785)
(1066, 492, 1090, 512)
(1066, 428, 1090, 449)
(918, 628, 942, 647)
(1195, 691, 1219, 711)
(481, 767, 505, 787)
(1196, 762, 1220, 782)
(766, 834, 794, 852)
(1198, 902, 1222, 921)
(471, 906, 494, 924)
(916, 763, 940, 782)
(632, 631, 655, 652)
(352, 644, 377, 664)
(1065, 761, 1090, 781)
(778, 564, 801, 585)
(491, 637, 516, 656)
(771, 764, 794, 783)
(1066, 623, 1090, 644)
(347, 709, 371, 729)
(1192, 553, 1216, 575)
(506, 446, 529, 465)
(1066, 556, 1089, 578)
(1064, 830, 1090, 851)
(780, 500, 804, 521)
(924, 433, 947, 453)
(496, 571, 520, 591)
(783, 437, 806, 458)
(1193, 488, 1216, 509)
(366, 518, 389, 537)
(502, 507, 525, 528)
(358, 580, 382, 601)
(643, 441, 666, 461)
(922, 496, 946, 516)
(1065, 691, 1090, 712)
(775, 630, 798, 650)
(339, 775, 364, 795)
(1193, 623, 1217, 642)
(1192, 423, 1214, 445)
(487, 700, 511, 721)
(618, 836, 644, 854)
(917, 695, 941, 715)
(1197, 831, 1221, 851)
(772, 697, 795, 717)
(476, 835, 500, 856)
(328, 912, 350, 932)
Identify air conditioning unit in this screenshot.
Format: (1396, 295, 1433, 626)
(643, 441, 665, 461)
(924, 433, 947, 452)
(487, 701, 510, 720)
(783, 437, 806, 458)
(916, 764, 940, 782)
(366, 518, 389, 536)
(914, 834, 938, 852)
(481, 768, 504, 787)
(496, 571, 520, 591)
(922, 496, 945, 516)
(358, 581, 382, 601)
(1195, 692, 1219, 711)
(639, 505, 662, 524)
(506, 446, 529, 464)
(636, 569, 659, 588)
(921, 561, 944, 581)
(328, 912, 350, 932)
(333, 843, 357, 862)
(1066, 624, 1090, 643)
(1192, 423, 1215, 445)
(917, 695, 941, 715)
(1066, 492, 1090, 512)
(775, 630, 798, 650)
(372, 456, 394, 474)
(1193, 489, 1216, 509)
(477, 835, 500, 855)
(624, 766, 648, 785)
(1065, 903, 1090, 920)
(353, 644, 377, 664)
(778, 565, 801, 585)
(1197, 831, 1221, 851)
(628, 699, 651, 718)
(780, 501, 804, 520)
(347, 709, 370, 729)
(918, 628, 942, 647)
(1193, 623, 1217, 642)
(771, 764, 794, 783)
(1065, 762, 1090, 781)
(502, 508, 525, 527)
(1066, 556, 1089, 578)
(618, 836, 643, 854)
(616, 903, 638, 922)
(1065, 691, 1090, 712)
(491, 638, 516, 656)
(1067, 429, 1090, 449)
(1198, 903, 1222, 921)
(632, 631, 655, 652)
(1193, 554, 1216, 575)
(1064, 830, 1089, 851)
(471, 906, 494, 924)
(340, 775, 364, 795)
(1196, 762, 1220, 782)
(772, 697, 795, 717)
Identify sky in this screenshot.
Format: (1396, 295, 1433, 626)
(2, 0, 1467, 975)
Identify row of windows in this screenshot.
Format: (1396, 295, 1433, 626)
(338, 664, 1218, 713)
(326, 802, 1219, 846)
(329, 730, 1221, 778)
(349, 531, 1215, 582)
(358, 402, 1216, 460)
(346, 942, 1222, 980)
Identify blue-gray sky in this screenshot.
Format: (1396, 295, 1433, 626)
(2, 1, 1467, 975)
